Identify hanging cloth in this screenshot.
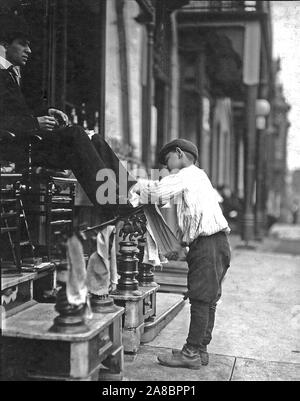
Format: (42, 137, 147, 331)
(86, 226, 118, 296)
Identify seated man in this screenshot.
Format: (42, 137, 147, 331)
(0, 14, 136, 211)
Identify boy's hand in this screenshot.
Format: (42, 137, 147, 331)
(128, 182, 141, 207)
(130, 181, 145, 195)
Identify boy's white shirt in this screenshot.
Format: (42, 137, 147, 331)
(130, 165, 230, 244)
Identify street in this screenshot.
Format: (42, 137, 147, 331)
(124, 224, 300, 381)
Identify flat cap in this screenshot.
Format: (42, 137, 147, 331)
(158, 139, 199, 165)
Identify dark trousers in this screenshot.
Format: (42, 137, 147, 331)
(3, 126, 137, 207)
(185, 231, 231, 349)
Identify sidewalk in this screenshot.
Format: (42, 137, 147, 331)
(124, 225, 300, 381)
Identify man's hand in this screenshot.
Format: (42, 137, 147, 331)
(37, 116, 57, 131)
(48, 108, 69, 127)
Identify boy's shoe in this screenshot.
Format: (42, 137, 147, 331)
(172, 344, 209, 366)
(157, 352, 201, 370)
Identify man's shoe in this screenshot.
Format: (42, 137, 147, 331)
(172, 345, 209, 366)
(157, 352, 201, 370)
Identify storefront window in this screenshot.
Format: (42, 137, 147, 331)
(64, 0, 104, 129)
(11, 0, 105, 131)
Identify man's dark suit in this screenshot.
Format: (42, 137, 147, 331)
(0, 67, 136, 207)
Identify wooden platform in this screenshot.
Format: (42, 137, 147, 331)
(2, 303, 124, 381)
(1, 263, 56, 317)
(111, 285, 159, 354)
(2, 272, 36, 291)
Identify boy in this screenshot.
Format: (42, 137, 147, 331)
(132, 139, 231, 369)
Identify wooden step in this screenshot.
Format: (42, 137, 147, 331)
(141, 292, 186, 343)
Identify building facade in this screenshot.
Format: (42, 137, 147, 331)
(266, 59, 291, 224)
(0, 0, 290, 239)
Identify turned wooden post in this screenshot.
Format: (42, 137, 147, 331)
(116, 237, 140, 293)
(114, 212, 147, 294)
(50, 262, 89, 334)
(137, 235, 156, 287)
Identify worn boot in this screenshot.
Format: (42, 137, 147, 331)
(158, 344, 201, 370)
(172, 344, 209, 366)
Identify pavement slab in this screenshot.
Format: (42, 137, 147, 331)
(227, 251, 300, 305)
(124, 230, 300, 380)
(124, 346, 235, 382)
(149, 250, 300, 365)
(124, 346, 300, 381)
(231, 357, 300, 381)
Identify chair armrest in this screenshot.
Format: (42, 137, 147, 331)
(0, 130, 42, 143)
(27, 133, 43, 143)
(0, 129, 16, 142)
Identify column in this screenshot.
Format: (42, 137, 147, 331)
(241, 21, 261, 243)
(242, 84, 258, 242)
(142, 21, 155, 170)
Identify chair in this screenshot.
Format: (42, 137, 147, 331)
(24, 173, 77, 263)
(0, 130, 22, 272)
(0, 129, 76, 269)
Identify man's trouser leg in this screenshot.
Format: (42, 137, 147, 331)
(32, 127, 136, 207)
(91, 135, 137, 209)
(91, 135, 137, 189)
